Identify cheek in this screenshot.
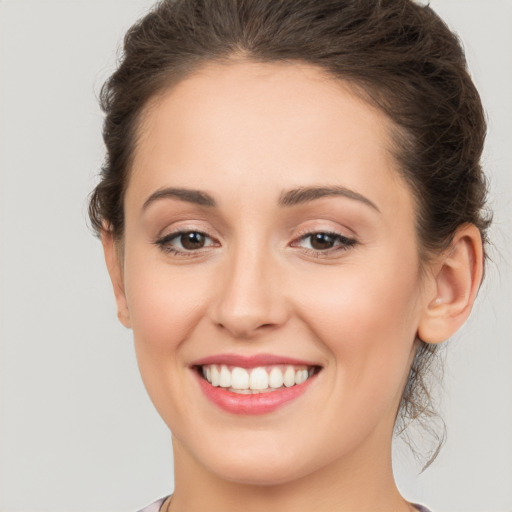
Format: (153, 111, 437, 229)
(303, 242, 421, 336)
(121, 249, 215, 416)
(122, 250, 216, 426)
(294, 251, 422, 397)
(124, 252, 209, 351)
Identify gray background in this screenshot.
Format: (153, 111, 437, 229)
(0, 1, 511, 511)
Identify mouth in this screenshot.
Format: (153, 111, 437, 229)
(191, 355, 322, 415)
(195, 364, 320, 394)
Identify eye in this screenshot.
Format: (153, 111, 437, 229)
(155, 230, 217, 254)
(292, 231, 357, 253)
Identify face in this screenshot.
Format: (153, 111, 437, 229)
(114, 61, 431, 485)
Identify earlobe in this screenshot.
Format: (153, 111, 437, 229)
(417, 224, 484, 344)
(101, 229, 132, 329)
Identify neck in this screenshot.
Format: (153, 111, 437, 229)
(169, 425, 412, 512)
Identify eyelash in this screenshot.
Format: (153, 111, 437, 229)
(154, 230, 218, 257)
(154, 229, 357, 258)
(291, 231, 357, 257)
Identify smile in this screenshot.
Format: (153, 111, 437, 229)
(199, 364, 316, 394)
(192, 356, 322, 415)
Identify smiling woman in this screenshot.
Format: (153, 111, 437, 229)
(88, 1, 490, 511)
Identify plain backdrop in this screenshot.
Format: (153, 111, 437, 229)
(0, 1, 511, 511)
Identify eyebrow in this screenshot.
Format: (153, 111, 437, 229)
(142, 185, 379, 212)
(278, 186, 380, 212)
(142, 187, 217, 210)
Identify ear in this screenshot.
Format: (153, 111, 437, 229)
(417, 224, 484, 344)
(101, 229, 132, 328)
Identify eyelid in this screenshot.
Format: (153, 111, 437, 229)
(292, 223, 353, 239)
(157, 230, 216, 245)
(291, 221, 357, 242)
(291, 231, 356, 247)
(152, 221, 357, 259)
(153, 227, 220, 257)
(289, 227, 358, 256)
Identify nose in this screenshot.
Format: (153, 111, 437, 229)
(210, 246, 289, 339)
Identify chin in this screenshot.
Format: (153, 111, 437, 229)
(184, 434, 330, 488)
(207, 457, 314, 487)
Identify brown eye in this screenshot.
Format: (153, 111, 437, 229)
(180, 231, 206, 250)
(155, 230, 217, 255)
(292, 231, 357, 254)
(309, 233, 336, 250)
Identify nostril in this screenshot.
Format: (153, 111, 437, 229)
(214, 318, 279, 339)
(210, 271, 289, 338)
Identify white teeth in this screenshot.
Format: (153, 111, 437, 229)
(283, 366, 296, 387)
(295, 369, 308, 385)
(200, 363, 316, 392)
(231, 367, 249, 389)
(210, 365, 220, 387)
(269, 367, 284, 388)
(219, 365, 231, 388)
(249, 367, 269, 390)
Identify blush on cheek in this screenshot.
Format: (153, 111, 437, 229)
(123, 239, 213, 349)
(296, 258, 420, 373)
(129, 291, 198, 352)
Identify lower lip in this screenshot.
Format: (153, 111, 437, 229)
(195, 371, 317, 415)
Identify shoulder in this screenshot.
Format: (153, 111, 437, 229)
(136, 497, 168, 512)
(136, 498, 431, 512)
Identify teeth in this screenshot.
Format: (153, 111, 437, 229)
(210, 365, 220, 387)
(283, 366, 295, 387)
(295, 369, 308, 385)
(250, 367, 269, 390)
(219, 365, 231, 388)
(231, 367, 249, 389)
(200, 364, 316, 392)
(269, 367, 284, 388)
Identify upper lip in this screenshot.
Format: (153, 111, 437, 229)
(191, 353, 321, 369)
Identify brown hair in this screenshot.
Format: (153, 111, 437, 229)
(88, 0, 491, 467)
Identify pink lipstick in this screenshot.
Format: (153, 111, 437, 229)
(191, 353, 320, 415)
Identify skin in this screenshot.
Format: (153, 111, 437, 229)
(102, 61, 483, 511)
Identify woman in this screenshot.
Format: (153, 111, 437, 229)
(88, 0, 490, 510)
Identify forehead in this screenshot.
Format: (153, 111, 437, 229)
(128, 60, 412, 217)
